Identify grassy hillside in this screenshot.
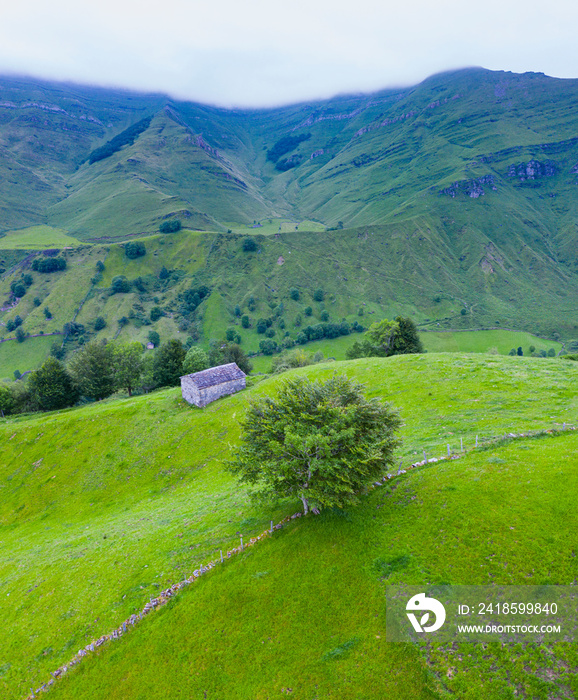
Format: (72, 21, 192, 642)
(1, 227, 576, 382)
(2, 68, 578, 354)
(1, 354, 577, 698)
(47, 431, 578, 700)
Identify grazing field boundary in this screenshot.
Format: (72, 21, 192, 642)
(23, 423, 577, 699)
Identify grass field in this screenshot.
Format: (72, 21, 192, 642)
(421, 329, 563, 356)
(226, 219, 327, 236)
(0, 335, 56, 381)
(0, 226, 82, 250)
(1, 354, 577, 698)
(48, 431, 578, 700)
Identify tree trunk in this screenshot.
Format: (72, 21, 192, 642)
(300, 496, 309, 515)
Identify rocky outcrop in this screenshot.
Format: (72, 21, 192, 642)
(440, 175, 497, 198)
(507, 159, 557, 181)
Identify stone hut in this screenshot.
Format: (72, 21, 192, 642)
(180, 362, 246, 408)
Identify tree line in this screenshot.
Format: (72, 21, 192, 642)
(0, 337, 252, 417)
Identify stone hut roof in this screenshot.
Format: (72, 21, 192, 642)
(181, 362, 246, 389)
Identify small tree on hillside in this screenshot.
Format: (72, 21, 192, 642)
(68, 340, 115, 401)
(0, 384, 15, 417)
(183, 346, 209, 375)
(208, 341, 252, 374)
(28, 357, 79, 411)
(112, 342, 144, 396)
(227, 375, 401, 515)
(152, 339, 186, 388)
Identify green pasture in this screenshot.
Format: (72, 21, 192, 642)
(0, 226, 82, 250)
(49, 430, 578, 700)
(421, 329, 563, 356)
(0, 354, 577, 697)
(226, 218, 327, 236)
(0, 335, 56, 380)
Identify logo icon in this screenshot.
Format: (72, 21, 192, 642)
(406, 593, 446, 633)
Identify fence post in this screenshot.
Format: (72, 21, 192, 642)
(220, 550, 223, 563)
(447, 444, 450, 457)
(423, 450, 427, 464)
(475, 435, 478, 447)
(460, 437, 463, 451)
(240, 535, 243, 551)
(270, 520, 273, 534)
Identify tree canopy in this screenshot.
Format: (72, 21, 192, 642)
(152, 339, 186, 387)
(346, 316, 423, 359)
(68, 341, 115, 401)
(227, 374, 401, 514)
(28, 357, 79, 411)
(112, 342, 144, 396)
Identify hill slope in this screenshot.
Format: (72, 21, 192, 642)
(1, 354, 577, 697)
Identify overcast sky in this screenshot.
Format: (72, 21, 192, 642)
(0, 0, 576, 107)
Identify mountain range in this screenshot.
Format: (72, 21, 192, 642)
(1, 67, 578, 349)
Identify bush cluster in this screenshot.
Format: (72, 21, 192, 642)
(31, 257, 67, 273)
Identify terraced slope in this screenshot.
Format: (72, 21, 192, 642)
(1, 354, 577, 697)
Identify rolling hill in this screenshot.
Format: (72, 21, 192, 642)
(0, 354, 576, 698)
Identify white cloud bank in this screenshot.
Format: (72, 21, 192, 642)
(0, 0, 576, 106)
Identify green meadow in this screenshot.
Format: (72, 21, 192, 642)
(0, 227, 82, 250)
(421, 329, 563, 357)
(0, 336, 57, 381)
(0, 354, 577, 698)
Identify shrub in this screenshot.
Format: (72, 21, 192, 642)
(31, 257, 66, 273)
(313, 289, 324, 302)
(259, 339, 277, 355)
(110, 276, 131, 294)
(159, 219, 182, 233)
(241, 315, 250, 329)
(242, 237, 257, 252)
(148, 331, 160, 347)
(94, 317, 106, 331)
(125, 241, 146, 259)
(289, 288, 300, 301)
(150, 306, 163, 322)
(11, 282, 26, 298)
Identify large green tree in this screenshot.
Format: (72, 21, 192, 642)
(152, 339, 186, 387)
(346, 316, 423, 359)
(112, 342, 144, 396)
(28, 357, 79, 411)
(68, 340, 115, 400)
(227, 375, 401, 514)
(183, 346, 209, 375)
(208, 341, 252, 374)
(0, 384, 15, 417)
